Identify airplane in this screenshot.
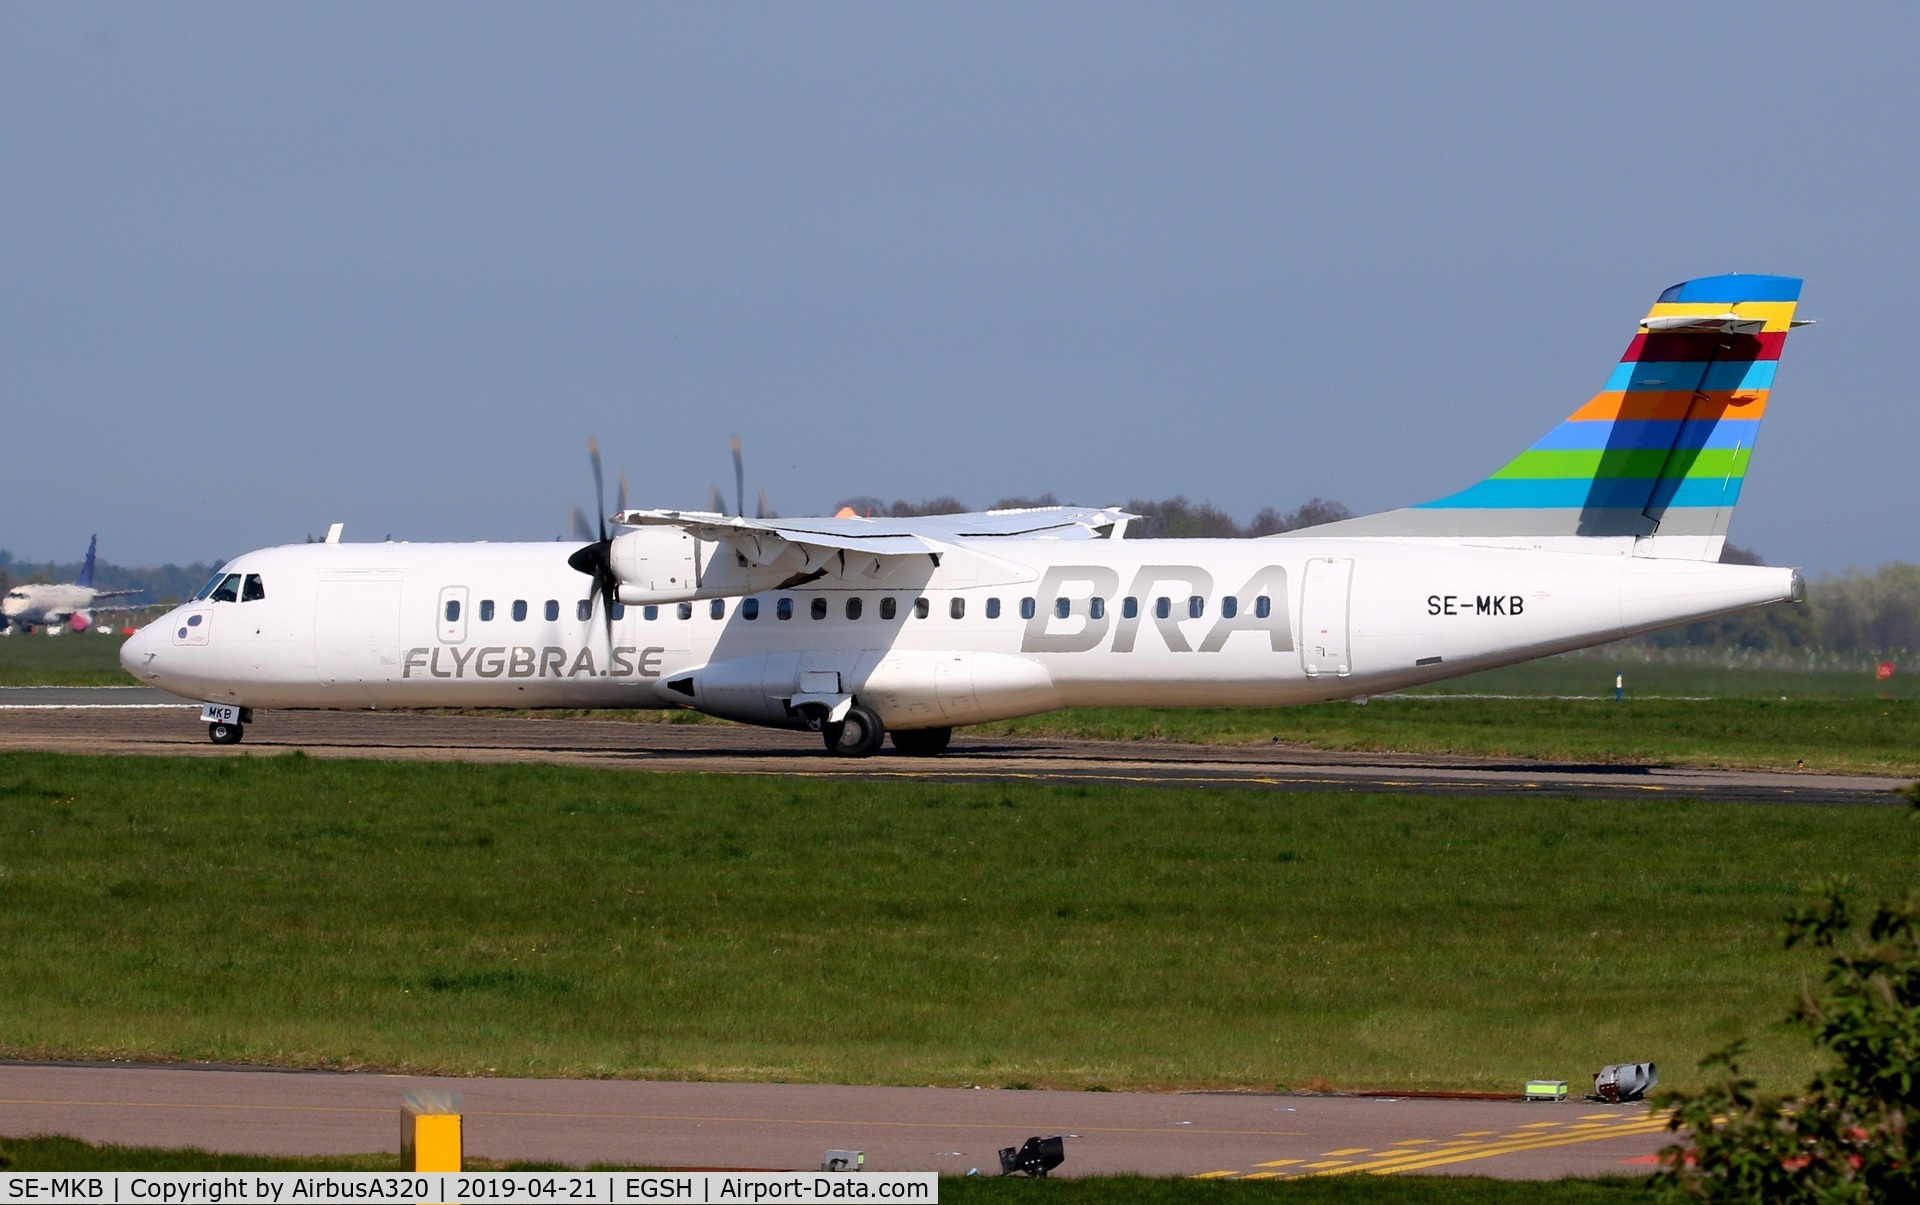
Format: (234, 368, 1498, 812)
(122, 273, 1812, 753)
(2, 535, 144, 635)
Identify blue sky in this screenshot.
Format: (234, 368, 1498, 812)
(3, 5, 1914, 571)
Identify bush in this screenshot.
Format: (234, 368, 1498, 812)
(1656, 888, 1920, 1201)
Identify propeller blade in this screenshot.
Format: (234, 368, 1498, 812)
(570, 506, 595, 543)
(709, 484, 725, 513)
(616, 471, 628, 520)
(757, 487, 769, 521)
(587, 434, 608, 542)
(730, 434, 745, 518)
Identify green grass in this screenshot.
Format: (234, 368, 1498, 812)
(984, 697, 1920, 777)
(0, 1137, 1647, 1199)
(1405, 654, 1920, 700)
(1, 753, 1914, 1094)
(0, 631, 136, 686)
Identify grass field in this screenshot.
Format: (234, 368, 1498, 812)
(985, 697, 1920, 776)
(1, 752, 1911, 1094)
(0, 631, 135, 686)
(0, 1138, 1648, 1200)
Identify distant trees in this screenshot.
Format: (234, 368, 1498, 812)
(1813, 563, 1920, 655)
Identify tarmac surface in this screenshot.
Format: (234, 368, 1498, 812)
(0, 1063, 1669, 1179)
(0, 691, 1905, 804)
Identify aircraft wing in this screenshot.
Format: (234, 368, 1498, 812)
(615, 505, 1135, 556)
(89, 589, 144, 601)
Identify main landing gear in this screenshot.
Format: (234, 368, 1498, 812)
(208, 721, 245, 745)
(822, 704, 886, 757)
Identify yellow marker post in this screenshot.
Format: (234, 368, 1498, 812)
(402, 1090, 464, 1172)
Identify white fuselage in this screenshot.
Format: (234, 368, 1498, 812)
(120, 536, 1797, 729)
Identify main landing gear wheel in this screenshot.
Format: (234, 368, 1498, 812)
(890, 726, 952, 757)
(822, 704, 886, 758)
(208, 721, 245, 746)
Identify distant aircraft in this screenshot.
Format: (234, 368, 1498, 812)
(123, 274, 1811, 751)
(2, 536, 144, 635)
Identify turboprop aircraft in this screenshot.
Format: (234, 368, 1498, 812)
(2, 535, 143, 635)
(122, 274, 1812, 753)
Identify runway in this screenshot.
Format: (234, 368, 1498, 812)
(0, 1063, 1668, 1180)
(0, 693, 1904, 804)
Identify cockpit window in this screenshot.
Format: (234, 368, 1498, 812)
(194, 573, 226, 600)
(209, 574, 242, 603)
(242, 574, 266, 602)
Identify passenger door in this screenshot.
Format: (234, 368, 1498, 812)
(1299, 557, 1354, 678)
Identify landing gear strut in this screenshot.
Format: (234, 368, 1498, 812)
(890, 726, 952, 757)
(208, 721, 245, 746)
(822, 704, 886, 758)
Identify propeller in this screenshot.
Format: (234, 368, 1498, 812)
(731, 434, 746, 518)
(565, 435, 620, 649)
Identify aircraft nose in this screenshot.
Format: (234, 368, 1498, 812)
(120, 623, 162, 681)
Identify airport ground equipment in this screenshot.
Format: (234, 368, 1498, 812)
(1590, 1063, 1658, 1103)
(820, 1151, 865, 1172)
(1525, 1080, 1569, 1101)
(998, 1135, 1066, 1177)
(402, 1090, 463, 1172)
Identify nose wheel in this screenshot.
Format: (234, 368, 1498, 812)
(822, 704, 886, 757)
(208, 721, 245, 745)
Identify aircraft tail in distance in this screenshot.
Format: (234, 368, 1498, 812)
(79, 534, 98, 588)
(1284, 274, 1806, 560)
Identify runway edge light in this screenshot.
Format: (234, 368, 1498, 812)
(402, 1089, 464, 1172)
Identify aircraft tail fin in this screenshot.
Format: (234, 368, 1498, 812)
(78, 534, 98, 588)
(1283, 275, 1805, 560)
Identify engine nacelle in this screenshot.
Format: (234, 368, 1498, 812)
(67, 610, 91, 633)
(609, 528, 803, 605)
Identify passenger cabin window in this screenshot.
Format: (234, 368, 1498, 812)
(879, 597, 897, 620)
(913, 597, 930, 619)
(1123, 597, 1139, 619)
(612, 602, 626, 620)
(242, 574, 266, 602)
(480, 600, 495, 622)
(1019, 597, 1035, 620)
(544, 600, 560, 622)
(811, 597, 827, 620)
(677, 602, 693, 620)
(950, 597, 965, 619)
(576, 599, 592, 621)
(1154, 596, 1171, 619)
(1221, 596, 1238, 619)
(444, 599, 461, 623)
(846, 597, 862, 620)
(777, 598, 793, 620)
(1089, 597, 1106, 620)
(743, 598, 760, 620)
(986, 597, 1001, 619)
(1054, 597, 1070, 620)
(1189, 595, 1205, 619)
(644, 605, 659, 621)
(512, 599, 528, 622)
(710, 598, 725, 620)
(209, 574, 241, 603)
(1255, 595, 1272, 619)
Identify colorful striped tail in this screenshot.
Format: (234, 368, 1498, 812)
(1285, 274, 1803, 559)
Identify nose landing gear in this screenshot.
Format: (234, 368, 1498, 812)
(208, 721, 245, 745)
